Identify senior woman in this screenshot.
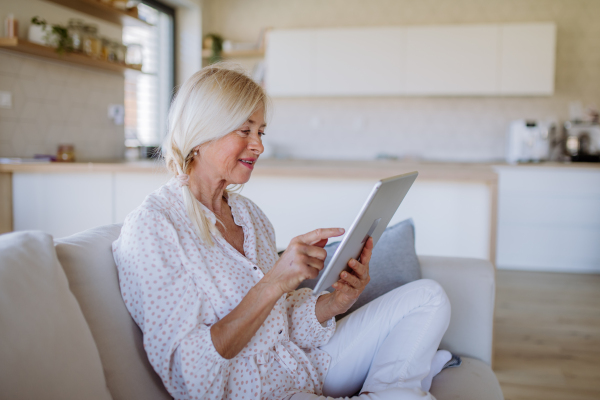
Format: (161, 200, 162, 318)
(113, 64, 451, 400)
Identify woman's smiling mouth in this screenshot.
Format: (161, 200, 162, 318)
(239, 158, 256, 169)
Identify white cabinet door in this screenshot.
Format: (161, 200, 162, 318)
(114, 173, 171, 223)
(496, 167, 600, 273)
(12, 173, 113, 239)
(405, 25, 500, 95)
(395, 180, 491, 259)
(499, 23, 556, 95)
(266, 23, 555, 97)
(241, 177, 492, 259)
(314, 27, 405, 96)
(265, 29, 315, 96)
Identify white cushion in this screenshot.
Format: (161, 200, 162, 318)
(431, 357, 504, 400)
(0, 231, 112, 400)
(55, 224, 172, 400)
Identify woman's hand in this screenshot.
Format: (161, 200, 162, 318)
(315, 237, 373, 322)
(212, 228, 343, 359)
(264, 228, 345, 296)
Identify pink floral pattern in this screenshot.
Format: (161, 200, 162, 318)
(113, 178, 336, 400)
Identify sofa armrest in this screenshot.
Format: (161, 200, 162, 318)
(419, 255, 495, 366)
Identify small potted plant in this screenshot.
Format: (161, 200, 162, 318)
(203, 33, 223, 64)
(29, 16, 73, 55)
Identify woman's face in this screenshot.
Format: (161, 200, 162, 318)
(193, 106, 266, 186)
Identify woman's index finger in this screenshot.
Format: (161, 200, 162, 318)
(301, 227, 345, 245)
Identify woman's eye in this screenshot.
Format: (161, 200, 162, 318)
(240, 130, 265, 137)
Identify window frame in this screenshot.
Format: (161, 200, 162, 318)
(143, 0, 177, 89)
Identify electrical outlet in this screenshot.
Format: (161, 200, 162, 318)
(0, 91, 12, 109)
(108, 104, 125, 125)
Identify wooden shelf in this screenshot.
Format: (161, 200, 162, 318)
(202, 48, 265, 59)
(0, 37, 142, 75)
(42, 0, 152, 27)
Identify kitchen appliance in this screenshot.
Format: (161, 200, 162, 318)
(563, 121, 600, 162)
(506, 119, 557, 163)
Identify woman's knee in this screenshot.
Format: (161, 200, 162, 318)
(391, 279, 450, 311)
(368, 279, 451, 326)
(415, 278, 448, 300)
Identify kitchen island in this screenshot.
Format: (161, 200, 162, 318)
(0, 159, 498, 258)
(2, 159, 599, 271)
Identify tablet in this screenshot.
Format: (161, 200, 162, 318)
(312, 171, 418, 294)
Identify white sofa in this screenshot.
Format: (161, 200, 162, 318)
(0, 225, 503, 400)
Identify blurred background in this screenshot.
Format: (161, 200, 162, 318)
(0, 1, 599, 399)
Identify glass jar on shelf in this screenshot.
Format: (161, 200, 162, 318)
(125, 43, 143, 68)
(107, 40, 118, 62)
(112, 0, 128, 10)
(82, 24, 101, 58)
(67, 19, 84, 52)
(100, 37, 112, 61)
(56, 144, 75, 162)
(115, 43, 127, 64)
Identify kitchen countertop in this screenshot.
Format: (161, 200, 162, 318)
(1, 159, 599, 182)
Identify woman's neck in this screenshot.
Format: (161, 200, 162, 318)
(188, 173, 229, 216)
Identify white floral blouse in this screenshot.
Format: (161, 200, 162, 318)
(112, 178, 336, 400)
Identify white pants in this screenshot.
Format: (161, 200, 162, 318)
(292, 279, 451, 400)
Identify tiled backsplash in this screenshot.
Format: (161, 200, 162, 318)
(265, 96, 575, 162)
(205, 0, 600, 161)
(0, 51, 125, 160)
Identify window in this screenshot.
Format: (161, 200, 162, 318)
(123, 0, 175, 148)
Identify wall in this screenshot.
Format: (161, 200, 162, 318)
(0, 0, 125, 160)
(202, 0, 600, 162)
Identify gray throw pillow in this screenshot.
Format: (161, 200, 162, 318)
(298, 218, 421, 319)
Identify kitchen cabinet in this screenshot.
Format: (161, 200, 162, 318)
(12, 171, 170, 239)
(405, 25, 499, 95)
(265, 29, 314, 96)
(265, 22, 556, 97)
(499, 23, 556, 95)
(241, 177, 493, 258)
(5, 161, 496, 260)
(114, 173, 170, 222)
(314, 27, 405, 96)
(495, 166, 600, 273)
(13, 173, 113, 239)
(7, 162, 600, 272)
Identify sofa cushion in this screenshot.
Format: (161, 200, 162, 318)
(299, 219, 422, 318)
(55, 224, 172, 400)
(0, 231, 112, 400)
(430, 357, 504, 400)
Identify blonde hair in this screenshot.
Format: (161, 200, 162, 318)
(162, 62, 269, 245)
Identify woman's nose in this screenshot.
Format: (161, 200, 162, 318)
(249, 133, 264, 155)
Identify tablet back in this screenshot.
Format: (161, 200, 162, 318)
(312, 171, 418, 293)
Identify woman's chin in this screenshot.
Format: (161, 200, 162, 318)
(231, 172, 252, 185)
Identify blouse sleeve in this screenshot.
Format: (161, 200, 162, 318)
(284, 288, 336, 349)
(113, 209, 229, 400)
